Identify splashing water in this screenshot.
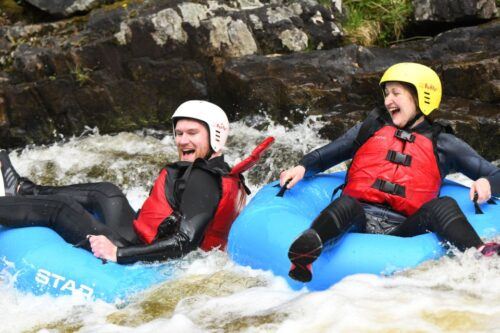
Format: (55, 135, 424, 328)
(1, 118, 499, 333)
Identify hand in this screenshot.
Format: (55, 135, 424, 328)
(88, 235, 118, 262)
(280, 165, 306, 189)
(470, 178, 491, 204)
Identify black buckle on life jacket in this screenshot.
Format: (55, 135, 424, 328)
(372, 179, 406, 197)
(386, 150, 412, 166)
(394, 129, 415, 142)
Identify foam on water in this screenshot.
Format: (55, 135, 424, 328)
(1, 118, 499, 332)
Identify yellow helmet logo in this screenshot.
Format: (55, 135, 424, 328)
(380, 62, 442, 115)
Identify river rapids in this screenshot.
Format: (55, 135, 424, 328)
(0, 116, 499, 333)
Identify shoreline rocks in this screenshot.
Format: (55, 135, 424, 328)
(0, 0, 498, 159)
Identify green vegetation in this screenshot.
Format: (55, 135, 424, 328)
(317, 0, 334, 6)
(99, 0, 144, 12)
(343, 0, 413, 46)
(0, 0, 24, 22)
(0, 55, 13, 72)
(0, 0, 23, 15)
(71, 65, 93, 86)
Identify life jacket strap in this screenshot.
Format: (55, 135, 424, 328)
(394, 129, 415, 142)
(386, 150, 412, 166)
(372, 179, 406, 197)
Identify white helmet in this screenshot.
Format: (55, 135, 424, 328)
(171, 100, 229, 153)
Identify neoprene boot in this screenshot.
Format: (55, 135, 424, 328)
(0, 150, 22, 196)
(288, 195, 365, 282)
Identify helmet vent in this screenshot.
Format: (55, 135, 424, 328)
(215, 130, 221, 141)
(424, 91, 431, 104)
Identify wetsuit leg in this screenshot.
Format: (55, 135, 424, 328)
(20, 182, 139, 244)
(288, 195, 366, 282)
(390, 196, 483, 251)
(0, 195, 130, 249)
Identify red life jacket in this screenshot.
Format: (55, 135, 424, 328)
(199, 172, 246, 251)
(343, 120, 442, 216)
(201, 136, 274, 250)
(134, 137, 275, 250)
(133, 168, 173, 244)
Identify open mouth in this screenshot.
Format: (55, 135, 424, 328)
(389, 108, 401, 116)
(182, 149, 195, 158)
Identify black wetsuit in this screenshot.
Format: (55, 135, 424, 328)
(299, 111, 499, 250)
(0, 156, 229, 263)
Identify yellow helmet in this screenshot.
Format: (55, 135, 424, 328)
(380, 62, 442, 115)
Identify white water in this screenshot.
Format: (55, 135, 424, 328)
(1, 118, 499, 333)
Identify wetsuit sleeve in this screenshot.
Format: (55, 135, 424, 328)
(437, 133, 500, 195)
(116, 168, 222, 264)
(299, 123, 361, 176)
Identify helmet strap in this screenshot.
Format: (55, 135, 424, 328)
(404, 113, 423, 130)
(204, 148, 215, 160)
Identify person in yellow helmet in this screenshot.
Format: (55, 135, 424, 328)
(280, 62, 500, 282)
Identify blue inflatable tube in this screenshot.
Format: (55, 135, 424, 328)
(0, 227, 169, 302)
(228, 172, 500, 291)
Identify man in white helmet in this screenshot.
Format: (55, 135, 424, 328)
(172, 100, 229, 162)
(0, 101, 273, 263)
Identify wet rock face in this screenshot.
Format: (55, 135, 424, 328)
(437, 97, 499, 161)
(413, 0, 498, 22)
(219, 21, 500, 159)
(0, 0, 498, 160)
(0, 0, 342, 147)
(221, 21, 500, 115)
(24, 0, 113, 17)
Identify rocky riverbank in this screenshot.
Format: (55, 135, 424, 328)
(0, 0, 498, 159)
